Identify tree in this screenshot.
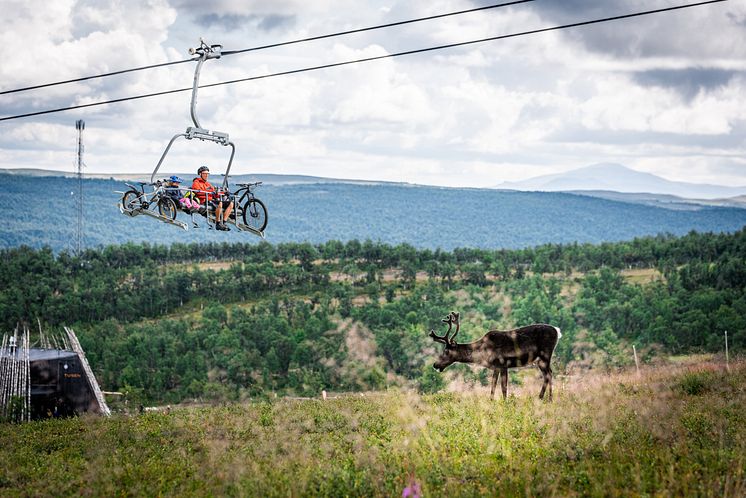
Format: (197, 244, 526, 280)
(417, 365, 445, 394)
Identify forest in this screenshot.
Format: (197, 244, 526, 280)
(2, 228, 744, 404)
(3, 173, 746, 251)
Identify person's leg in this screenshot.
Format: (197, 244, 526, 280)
(216, 201, 224, 223)
(224, 201, 233, 222)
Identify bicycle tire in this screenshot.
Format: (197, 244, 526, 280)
(121, 190, 142, 216)
(241, 198, 268, 232)
(158, 197, 177, 221)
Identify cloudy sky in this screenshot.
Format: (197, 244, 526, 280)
(0, 0, 744, 188)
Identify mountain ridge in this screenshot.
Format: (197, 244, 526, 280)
(0, 168, 407, 187)
(6, 164, 746, 202)
(497, 163, 746, 200)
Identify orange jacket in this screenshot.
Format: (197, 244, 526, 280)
(191, 177, 216, 203)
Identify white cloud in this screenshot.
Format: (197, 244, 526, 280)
(1, 0, 745, 189)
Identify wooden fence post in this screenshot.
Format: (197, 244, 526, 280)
(725, 330, 729, 372)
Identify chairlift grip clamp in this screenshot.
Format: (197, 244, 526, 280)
(189, 38, 222, 60)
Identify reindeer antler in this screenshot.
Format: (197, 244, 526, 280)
(430, 314, 453, 346)
(429, 311, 459, 346)
(449, 311, 460, 344)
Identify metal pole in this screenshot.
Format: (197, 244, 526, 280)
(0, 335, 6, 415)
(75, 120, 85, 255)
(633, 345, 640, 376)
(23, 327, 30, 421)
(725, 330, 729, 372)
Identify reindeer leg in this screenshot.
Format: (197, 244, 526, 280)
(490, 369, 498, 400)
(538, 360, 550, 400)
(500, 368, 508, 399)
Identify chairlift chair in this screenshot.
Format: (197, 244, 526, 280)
(118, 39, 267, 237)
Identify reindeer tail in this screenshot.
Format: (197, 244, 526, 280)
(553, 326, 562, 339)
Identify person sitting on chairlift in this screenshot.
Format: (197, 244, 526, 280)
(191, 166, 233, 231)
(166, 175, 200, 212)
(164, 175, 184, 203)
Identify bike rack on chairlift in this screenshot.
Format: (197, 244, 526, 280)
(125, 39, 264, 237)
(118, 179, 189, 231)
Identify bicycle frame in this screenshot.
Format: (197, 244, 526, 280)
(120, 180, 188, 230)
(124, 181, 164, 207)
(234, 182, 260, 205)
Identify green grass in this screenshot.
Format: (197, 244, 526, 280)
(2, 361, 745, 497)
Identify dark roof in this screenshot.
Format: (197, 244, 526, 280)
(30, 348, 78, 361)
(1, 348, 78, 361)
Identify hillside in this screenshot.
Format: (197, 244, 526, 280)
(564, 190, 746, 210)
(1, 362, 743, 496)
(2, 173, 746, 251)
(2, 230, 744, 404)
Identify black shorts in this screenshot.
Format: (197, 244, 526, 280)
(210, 197, 234, 209)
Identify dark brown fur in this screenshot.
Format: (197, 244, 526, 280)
(431, 312, 561, 400)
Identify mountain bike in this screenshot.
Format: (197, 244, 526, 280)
(232, 181, 268, 232)
(120, 180, 180, 225)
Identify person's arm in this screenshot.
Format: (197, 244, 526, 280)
(191, 179, 204, 203)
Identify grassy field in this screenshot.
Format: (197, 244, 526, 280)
(1, 361, 744, 497)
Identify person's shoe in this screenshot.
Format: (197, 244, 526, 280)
(217, 222, 230, 231)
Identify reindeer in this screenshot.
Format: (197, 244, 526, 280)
(429, 312, 562, 400)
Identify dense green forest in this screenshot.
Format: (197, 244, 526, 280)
(2, 228, 744, 404)
(4, 173, 746, 251)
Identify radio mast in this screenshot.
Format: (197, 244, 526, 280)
(75, 120, 85, 255)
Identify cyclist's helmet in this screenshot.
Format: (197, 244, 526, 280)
(197, 166, 209, 174)
(169, 175, 184, 183)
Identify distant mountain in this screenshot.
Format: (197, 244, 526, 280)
(2, 172, 746, 252)
(497, 163, 746, 200)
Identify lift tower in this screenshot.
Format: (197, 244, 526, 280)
(75, 120, 85, 255)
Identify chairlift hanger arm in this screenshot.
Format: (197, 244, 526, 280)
(189, 38, 222, 129)
(150, 39, 234, 186)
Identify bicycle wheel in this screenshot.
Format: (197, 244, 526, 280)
(158, 197, 177, 221)
(241, 198, 268, 232)
(121, 190, 142, 216)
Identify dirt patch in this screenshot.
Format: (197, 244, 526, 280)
(379, 269, 398, 282)
(621, 268, 663, 284)
(190, 261, 239, 272)
(451, 289, 473, 309)
(342, 319, 379, 368)
(351, 295, 370, 306)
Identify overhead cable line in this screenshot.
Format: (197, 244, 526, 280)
(220, 0, 535, 56)
(0, 0, 534, 96)
(0, 59, 192, 97)
(0, 0, 727, 123)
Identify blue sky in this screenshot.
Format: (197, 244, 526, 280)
(0, 0, 744, 188)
